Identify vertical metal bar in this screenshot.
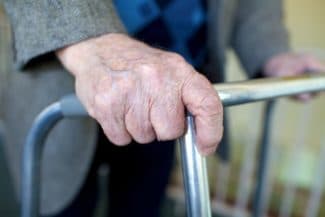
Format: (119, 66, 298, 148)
(253, 101, 276, 217)
(179, 114, 212, 217)
(21, 103, 63, 217)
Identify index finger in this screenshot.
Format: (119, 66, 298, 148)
(182, 73, 224, 155)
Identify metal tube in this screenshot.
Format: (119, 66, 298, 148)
(179, 114, 212, 217)
(253, 101, 277, 217)
(215, 74, 325, 106)
(21, 103, 63, 217)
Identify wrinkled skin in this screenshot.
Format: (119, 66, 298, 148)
(56, 33, 223, 155)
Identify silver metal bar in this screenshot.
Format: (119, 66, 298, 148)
(215, 74, 325, 106)
(179, 114, 212, 217)
(253, 101, 277, 217)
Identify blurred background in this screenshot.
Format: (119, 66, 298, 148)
(1, 0, 325, 216)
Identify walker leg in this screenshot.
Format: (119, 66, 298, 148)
(179, 114, 212, 217)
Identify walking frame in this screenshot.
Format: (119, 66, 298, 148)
(21, 74, 325, 217)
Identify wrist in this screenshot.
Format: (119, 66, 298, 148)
(55, 33, 127, 76)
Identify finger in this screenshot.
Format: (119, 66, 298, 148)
(94, 92, 132, 146)
(125, 97, 156, 144)
(293, 93, 313, 102)
(301, 54, 325, 72)
(182, 73, 223, 156)
(150, 92, 185, 141)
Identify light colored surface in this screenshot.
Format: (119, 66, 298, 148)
(285, 0, 325, 49)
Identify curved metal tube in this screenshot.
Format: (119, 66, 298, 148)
(21, 103, 63, 217)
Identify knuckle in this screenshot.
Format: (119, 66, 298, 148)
(131, 124, 156, 144)
(136, 63, 163, 85)
(103, 127, 131, 146)
(133, 133, 155, 144)
(157, 122, 185, 141)
(199, 94, 223, 115)
(157, 132, 174, 141)
(88, 107, 96, 118)
(136, 63, 160, 75)
(94, 93, 110, 115)
(94, 93, 106, 108)
(96, 76, 112, 92)
(116, 76, 136, 93)
(196, 73, 211, 85)
(125, 108, 156, 144)
(164, 52, 185, 63)
(186, 73, 210, 90)
(111, 137, 132, 146)
(164, 53, 191, 70)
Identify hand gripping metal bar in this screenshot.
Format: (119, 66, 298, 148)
(21, 74, 325, 217)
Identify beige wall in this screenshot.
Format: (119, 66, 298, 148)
(285, 0, 325, 50)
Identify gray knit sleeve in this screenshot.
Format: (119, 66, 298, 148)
(231, 0, 290, 77)
(3, 0, 125, 69)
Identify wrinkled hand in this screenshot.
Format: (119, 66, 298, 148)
(263, 52, 325, 101)
(56, 33, 223, 155)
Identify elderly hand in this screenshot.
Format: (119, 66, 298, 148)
(56, 33, 223, 155)
(263, 52, 325, 101)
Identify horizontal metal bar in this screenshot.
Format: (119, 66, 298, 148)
(58, 74, 325, 119)
(215, 74, 325, 106)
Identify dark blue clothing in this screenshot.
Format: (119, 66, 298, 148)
(114, 0, 207, 67)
